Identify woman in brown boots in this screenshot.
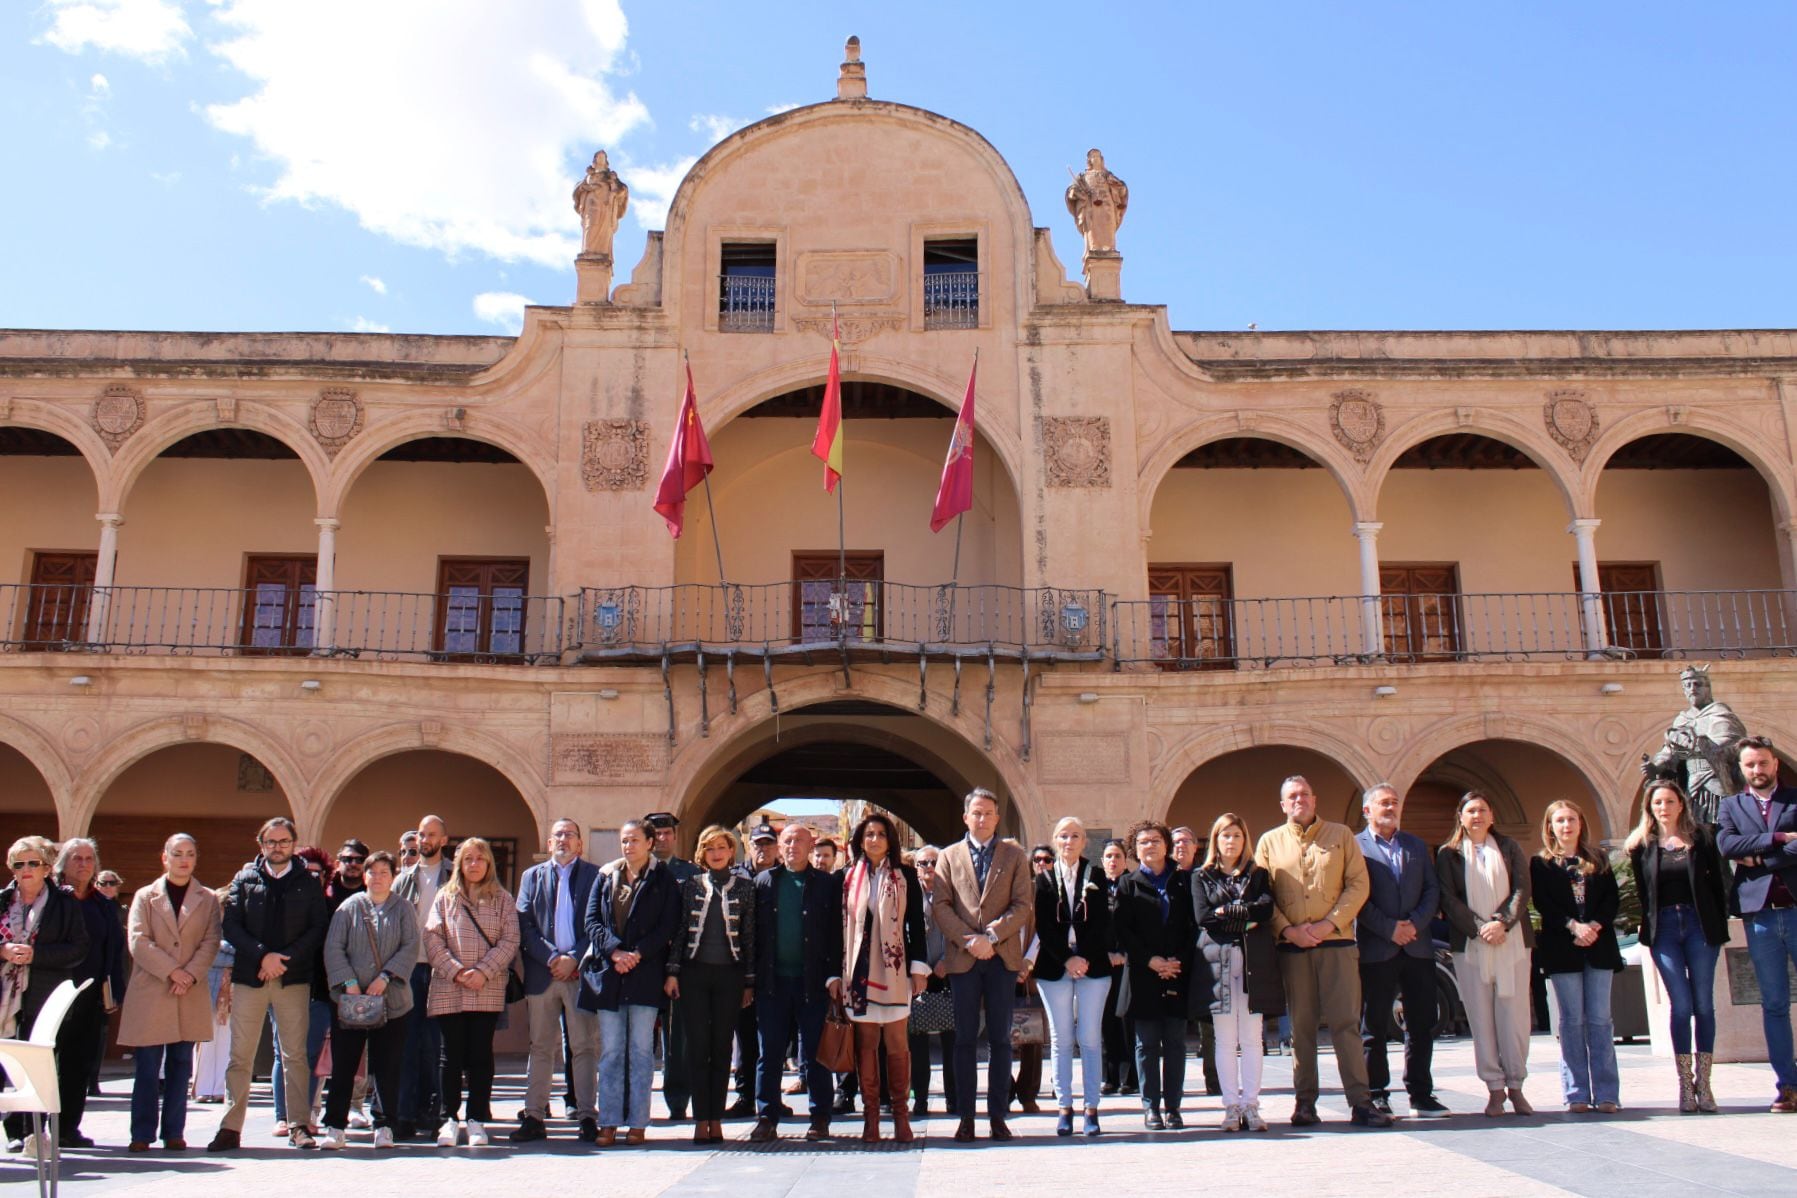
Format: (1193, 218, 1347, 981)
(839, 812, 928, 1143)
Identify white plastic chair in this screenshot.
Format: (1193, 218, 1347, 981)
(0, 977, 92, 1198)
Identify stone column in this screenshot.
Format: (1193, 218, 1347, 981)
(314, 517, 340, 653)
(1568, 517, 1606, 655)
(84, 512, 123, 644)
(1353, 521, 1384, 658)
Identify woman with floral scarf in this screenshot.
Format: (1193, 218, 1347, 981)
(839, 812, 927, 1143)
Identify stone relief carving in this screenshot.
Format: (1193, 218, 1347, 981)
(797, 251, 899, 306)
(582, 419, 651, 491)
(553, 733, 666, 782)
(1329, 388, 1385, 461)
(1043, 416, 1112, 488)
(215, 396, 238, 423)
(309, 389, 364, 457)
(91, 385, 144, 451)
(1543, 390, 1599, 462)
(236, 754, 275, 793)
(792, 315, 904, 345)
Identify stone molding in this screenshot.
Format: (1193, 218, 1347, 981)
(792, 315, 904, 345)
(309, 388, 365, 458)
(581, 419, 651, 491)
(1329, 389, 1385, 462)
(1043, 415, 1112, 488)
(91, 385, 144, 452)
(1543, 390, 1599, 462)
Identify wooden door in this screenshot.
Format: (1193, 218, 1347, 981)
(791, 551, 883, 643)
(1380, 563, 1462, 660)
(241, 555, 317, 654)
(1576, 560, 1664, 655)
(23, 551, 96, 648)
(1147, 564, 1234, 669)
(435, 557, 530, 658)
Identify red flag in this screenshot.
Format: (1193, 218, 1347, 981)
(811, 314, 843, 492)
(651, 362, 715, 537)
(930, 358, 976, 532)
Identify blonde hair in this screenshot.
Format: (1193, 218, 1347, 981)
(7, 835, 55, 868)
(442, 837, 501, 905)
(1201, 813, 1254, 873)
(1051, 816, 1086, 842)
(1538, 799, 1609, 876)
(1626, 780, 1698, 852)
(695, 824, 739, 860)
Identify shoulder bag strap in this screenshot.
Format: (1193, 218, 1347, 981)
(362, 901, 387, 978)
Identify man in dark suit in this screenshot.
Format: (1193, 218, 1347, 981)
(749, 823, 843, 1142)
(512, 818, 602, 1142)
(1716, 735, 1797, 1112)
(1355, 783, 1448, 1119)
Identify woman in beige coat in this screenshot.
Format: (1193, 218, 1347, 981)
(119, 833, 222, 1152)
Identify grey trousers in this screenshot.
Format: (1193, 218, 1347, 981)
(524, 979, 599, 1121)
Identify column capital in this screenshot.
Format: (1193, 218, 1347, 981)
(314, 517, 341, 532)
(95, 512, 124, 528)
(1567, 517, 1602, 535)
(1352, 521, 1384, 538)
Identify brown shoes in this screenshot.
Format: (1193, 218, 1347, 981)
(1771, 1086, 1797, 1113)
(595, 1125, 617, 1147)
(625, 1128, 647, 1146)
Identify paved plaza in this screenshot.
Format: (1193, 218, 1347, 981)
(7, 1036, 1794, 1198)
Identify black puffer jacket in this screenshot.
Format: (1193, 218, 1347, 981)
(221, 858, 329, 987)
(1, 882, 90, 1024)
(1189, 865, 1285, 1018)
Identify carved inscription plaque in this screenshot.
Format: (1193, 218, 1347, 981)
(552, 733, 666, 782)
(1039, 733, 1129, 785)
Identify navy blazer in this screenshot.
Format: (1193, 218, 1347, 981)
(1716, 786, 1797, 915)
(516, 856, 601, 996)
(752, 864, 842, 1002)
(579, 858, 678, 1012)
(1355, 828, 1440, 962)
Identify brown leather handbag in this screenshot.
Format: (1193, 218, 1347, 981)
(816, 998, 857, 1073)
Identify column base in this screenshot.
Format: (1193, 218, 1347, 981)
(575, 253, 615, 304)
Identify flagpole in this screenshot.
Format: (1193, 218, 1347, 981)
(833, 303, 846, 591)
(685, 349, 729, 585)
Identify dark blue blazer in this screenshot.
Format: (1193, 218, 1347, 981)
(1354, 828, 1440, 962)
(579, 858, 678, 1012)
(751, 864, 842, 1002)
(516, 856, 601, 996)
(1716, 786, 1797, 916)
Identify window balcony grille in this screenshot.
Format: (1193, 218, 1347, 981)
(923, 270, 980, 329)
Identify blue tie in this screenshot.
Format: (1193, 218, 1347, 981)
(552, 864, 575, 954)
(972, 840, 991, 889)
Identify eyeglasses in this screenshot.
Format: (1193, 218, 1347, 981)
(400, 848, 420, 857)
(338, 855, 366, 864)
(1032, 856, 1054, 865)
(262, 838, 294, 849)
(9, 859, 46, 869)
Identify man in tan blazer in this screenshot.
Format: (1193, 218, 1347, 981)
(930, 788, 1033, 1142)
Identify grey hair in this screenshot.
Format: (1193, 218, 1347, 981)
(1280, 774, 1312, 794)
(54, 837, 100, 882)
(963, 787, 999, 813)
(1362, 782, 1401, 808)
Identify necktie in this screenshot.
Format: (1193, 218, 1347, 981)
(552, 865, 575, 954)
(973, 840, 991, 889)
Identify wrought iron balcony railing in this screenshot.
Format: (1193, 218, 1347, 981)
(923, 270, 980, 329)
(1110, 589, 1797, 669)
(718, 274, 777, 332)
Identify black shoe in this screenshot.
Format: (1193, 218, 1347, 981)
(393, 1121, 416, 1142)
(776, 1102, 794, 1118)
(577, 1117, 599, 1143)
(1350, 1104, 1394, 1128)
(668, 1104, 688, 1122)
(988, 1119, 1013, 1142)
(60, 1131, 95, 1149)
(749, 1118, 779, 1143)
(805, 1117, 829, 1142)
(1164, 1110, 1184, 1129)
(1409, 1095, 1450, 1119)
(206, 1129, 240, 1153)
(1083, 1111, 1102, 1137)
(1143, 1109, 1165, 1131)
(831, 1094, 856, 1115)
(725, 1095, 756, 1118)
(1056, 1110, 1074, 1136)
(912, 1100, 928, 1118)
(1100, 1083, 1118, 1096)
(953, 1118, 976, 1142)
(510, 1115, 547, 1143)
(1369, 1097, 1393, 1117)
(1291, 1102, 1320, 1127)
(1119, 1084, 1138, 1096)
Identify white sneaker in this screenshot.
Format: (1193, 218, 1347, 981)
(17, 1133, 42, 1159)
(372, 1127, 394, 1150)
(436, 1122, 459, 1148)
(465, 1120, 488, 1147)
(348, 1110, 371, 1130)
(1242, 1103, 1269, 1132)
(1219, 1103, 1242, 1132)
(322, 1127, 347, 1150)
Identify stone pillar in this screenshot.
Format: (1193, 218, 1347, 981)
(84, 512, 123, 644)
(314, 517, 340, 653)
(575, 253, 613, 304)
(1083, 250, 1122, 302)
(1353, 521, 1384, 658)
(1569, 517, 1606, 655)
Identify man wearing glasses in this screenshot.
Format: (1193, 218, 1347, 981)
(209, 817, 328, 1152)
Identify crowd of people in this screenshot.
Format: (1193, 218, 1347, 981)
(4, 733, 1797, 1158)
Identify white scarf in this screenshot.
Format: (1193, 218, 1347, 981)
(1462, 838, 1526, 998)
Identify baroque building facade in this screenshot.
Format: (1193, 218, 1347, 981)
(4, 46, 1796, 889)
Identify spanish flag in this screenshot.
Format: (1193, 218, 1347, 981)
(810, 314, 843, 492)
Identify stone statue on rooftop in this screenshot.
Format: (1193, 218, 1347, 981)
(573, 150, 629, 260)
(1641, 664, 1749, 826)
(1064, 148, 1129, 255)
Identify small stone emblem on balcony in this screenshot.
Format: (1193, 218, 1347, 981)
(1044, 416, 1112, 488)
(1544, 390, 1599, 462)
(310, 389, 364, 458)
(91, 385, 145, 452)
(1329, 389, 1384, 462)
(582, 419, 650, 491)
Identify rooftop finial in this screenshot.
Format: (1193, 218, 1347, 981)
(837, 35, 867, 100)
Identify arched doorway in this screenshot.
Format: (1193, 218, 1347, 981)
(1406, 739, 1605, 851)
(1164, 745, 1367, 851)
(319, 750, 541, 891)
(0, 742, 59, 862)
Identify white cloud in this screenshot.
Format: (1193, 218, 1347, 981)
(87, 130, 113, 150)
(349, 316, 390, 333)
(360, 275, 387, 295)
(472, 291, 532, 333)
(203, 0, 650, 268)
(689, 113, 743, 143)
(40, 0, 192, 62)
(149, 170, 182, 187)
(89, 73, 111, 96)
(765, 101, 802, 116)
(81, 68, 114, 150)
(620, 154, 697, 229)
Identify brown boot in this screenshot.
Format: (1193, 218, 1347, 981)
(856, 1025, 883, 1143)
(884, 1023, 914, 1144)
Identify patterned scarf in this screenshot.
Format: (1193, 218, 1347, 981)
(843, 859, 907, 1016)
(0, 887, 46, 1038)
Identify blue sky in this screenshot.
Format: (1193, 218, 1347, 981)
(4, 2, 1794, 336)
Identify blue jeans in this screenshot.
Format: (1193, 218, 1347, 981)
(130, 1042, 194, 1145)
(1548, 967, 1619, 1105)
(1037, 975, 1108, 1110)
(1743, 905, 1797, 1090)
(1649, 904, 1720, 1054)
(950, 957, 1016, 1120)
(396, 962, 442, 1127)
(1133, 1015, 1188, 1114)
(756, 974, 831, 1123)
(270, 997, 332, 1122)
(597, 1003, 659, 1129)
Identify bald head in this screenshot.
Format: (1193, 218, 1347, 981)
(779, 823, 816, 871)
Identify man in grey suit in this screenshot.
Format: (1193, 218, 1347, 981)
(512, 818, 602, 1143)
(1355, 784, 1449, 1118)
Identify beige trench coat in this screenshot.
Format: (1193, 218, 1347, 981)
(118, 877, 223, 1047)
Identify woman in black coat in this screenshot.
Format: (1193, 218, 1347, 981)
(1531, 800, 1623, 1113)
(1111, 821, 1192, 1130)
(1189, 813, 1282, 1132)
(2, 835, 92, 1151)
(1627, 779, 1730, 1113)
(1032, 817, 1114, 1137)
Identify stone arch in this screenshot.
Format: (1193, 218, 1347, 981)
(0, 405, 112, 504)
(1577, 408, 1795, 525)
(1366, 410, 1582, 522)
(103, 400, 331, 516)
(309, 722, 549, 848)
(1387, 713, 1616, 841)
(0, 713, 75, 838)
(320, 411, 556, 520)
(1138, 414, 1370, 529)
(1151, 720, 1383, 828)
(69, 715, 310, 837)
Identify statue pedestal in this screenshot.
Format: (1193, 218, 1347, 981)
(1083, 251, 1122, 302)
(575, 253, 614, 304)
